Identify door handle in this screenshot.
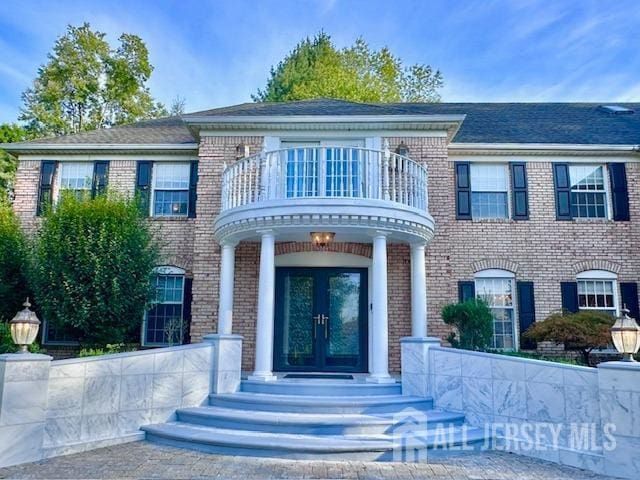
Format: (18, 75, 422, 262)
(323, 314, 329, 339)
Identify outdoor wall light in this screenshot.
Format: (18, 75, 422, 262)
(395, 142, 410, 157)
(611, 308, 640, 362)
(10, 298, 41, 353)
(311, 232, 335, 248)
(236, 143, 250, 160)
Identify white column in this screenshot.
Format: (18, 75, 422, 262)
(217, 242, 236, 335)
(367, 233, 394, 383)
(249, 231, 277, 381)
(410, 243, 427, 338)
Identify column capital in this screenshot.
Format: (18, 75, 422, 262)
(410, 241, 427, 250)
(369, 230, 391, 240)
(220, 240, 238, 249)
(257, 229, 275, 238)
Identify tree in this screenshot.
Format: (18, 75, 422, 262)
(169, 95, 187, 116)
(524, 310, 614, 365)
(20, 23, 167, 137)
(0, 200, 30, 320)
(253, 33, 443, 103)
(31, 193, 159, 346)
(0, 123, 28, 199)
(441, 300, 494, 351)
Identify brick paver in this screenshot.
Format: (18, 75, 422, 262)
(0, 441, 617, 480)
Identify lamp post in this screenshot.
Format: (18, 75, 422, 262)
(9, 298, 41, 353)
(611, 308, 640, 362)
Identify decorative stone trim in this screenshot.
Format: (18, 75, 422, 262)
(572, 259, 622, 275)
(471, 258, 519, 274)
(275, 242, 373, 258)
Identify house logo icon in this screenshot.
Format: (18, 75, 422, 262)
(389, 407, 432, 462)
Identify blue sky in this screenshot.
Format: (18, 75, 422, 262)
(1, 0, 639, 123)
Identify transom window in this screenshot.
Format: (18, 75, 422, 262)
(470, 164, 509, 219)
(576, 270, 618, 316)
(569, 165, 608, 219)
(475, 270, 517, 350)
(143, 267, 186, 346)
(58, 162, 93, 200)
(152, 163, 190, 216)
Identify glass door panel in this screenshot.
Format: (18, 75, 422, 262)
(325, 272, 364, 368)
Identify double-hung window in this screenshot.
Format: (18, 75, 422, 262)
(475, 270, 517, 350)
(569, 165, 609, 219)
(57, 162, 94, 200)
(470, 164, 509, 219)
(576, 271, 618, 316)
(143, 267, 186, 346)
(152, 163, 191, 216)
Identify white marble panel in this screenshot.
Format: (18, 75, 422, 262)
(598, 367, 640, 393)
(525, 363, 563, 385)
(181, 371, 211, 406)
(80, 413, 120, 441)
(0, 380, 48, 426)
(152, 374, 183, 408)
(433, 374, 462, 411)
(461, 354, 492, 379)
(604, 435, 640, 479)
(183, 347, 212, 372)
(599, 389, 632, 436)
(217, 340, 242, 366)
(49, 362, 86, 379)
(212, 369, 240, 394)
(558, 449, 605, 475)
(85, 358, 122, 377)
(401, 373, 429, 397)
(46, 378, 84, 418)
(0, 423, 45, 468)
(2, 360, 50, 382)
(118, 410, 152, 434)
(44, 416, 81, 447)
(526, 382, 566, 423)
(565, 385, 600, 425)
(153, 351, 184, 374)
(401, 343, 428, 375)
(563, 368, 598, 388)
(432, 350, 462, 377)
(120, 374, 153, 411)
(493, 379, 527, 419)
(121, 354, 154, 375)
(491, 358, 525, 381)
(150, 407, 176, 423)
(82, 376, 121, 415)
(462, 377, 493, 414)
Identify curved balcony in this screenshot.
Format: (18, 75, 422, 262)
(214, 146, 435, 244)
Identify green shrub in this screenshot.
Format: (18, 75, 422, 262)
(492, 349, 582, 366)
(0, 200, 30, 321)
(79, 343, 139, 357)
(32, 192, 159, 346)
(441, 299, 494, 351)
(524, 310, 614, 365)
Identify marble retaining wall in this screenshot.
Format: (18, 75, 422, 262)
(401, 338, 640, 479)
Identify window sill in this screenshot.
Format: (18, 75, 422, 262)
(569, 218, 614, 224)
(148, 216, 193, 222)
(470, 217, 513, 224)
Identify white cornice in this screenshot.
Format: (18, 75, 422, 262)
(183, 114, 466, 124)
(2, 143, 199, 156)
(449, 142, 640, 157)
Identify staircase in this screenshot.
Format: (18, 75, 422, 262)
(142, 379, 490, 461)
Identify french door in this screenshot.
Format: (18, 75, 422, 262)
(273, 267, 368, 373)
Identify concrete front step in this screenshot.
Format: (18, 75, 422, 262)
(208, 392, 434, 414)
(240, 379, 401, 397)
(141, 421, 489, 461)
(176, 405, 465, 435)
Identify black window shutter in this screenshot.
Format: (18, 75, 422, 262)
(620, 282, 639, 322)
(458, 281, 475, 302)
(37, 160, 57, 216)
(92, 161, 109, 197)
(517, 281, 536, 349)
(553, 163, 572, 220)
(136, 161, 153, 216)
(560, 282, 579, 313)
(182, 278, 193, 344)
(510, 162, 529, 220)
(609, 163, 630, 221)
(455, 162, 471, 220)
(188, 161, 198, 218)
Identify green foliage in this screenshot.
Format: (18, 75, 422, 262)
(493, 349, 582, 366)
(0, 322, 44, 354)
(79, 343, 139, 357)
(31, 193, 159, 346)
(441, 299, 494, 351)
(0, 200, 30, 320)
(20, 23, 167, 137)
(0, 123, 29, 199)
(253, 32, 443, 103)
(524, 310, 614, 365)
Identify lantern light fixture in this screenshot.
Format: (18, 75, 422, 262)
(9, 298, 41, 353)
(611, 308, 640, 362)
(310, 232, 335, 249)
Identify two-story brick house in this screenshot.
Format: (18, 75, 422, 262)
(6, 99, 640, 381)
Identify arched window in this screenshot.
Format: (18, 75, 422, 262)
(576, 270, 619, 316)
(142, 266, 187, 346)
(474, 269, 517, 350)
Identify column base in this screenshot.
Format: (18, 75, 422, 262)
(366, 375, 397, 384)
(248, 372, 278, 382)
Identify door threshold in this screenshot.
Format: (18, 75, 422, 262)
(283, 373, 355, 380)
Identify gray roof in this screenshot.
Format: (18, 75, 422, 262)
(6, 99, 640, 149)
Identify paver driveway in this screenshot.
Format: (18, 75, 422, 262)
(0, 441, 616, 479)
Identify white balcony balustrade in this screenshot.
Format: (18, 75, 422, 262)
(221, 146, 428, 212)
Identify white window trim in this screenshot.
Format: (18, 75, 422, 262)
(569, 164, 613, 220)
(141, 266, 186, 347)
(576, 270, 620, 316)
(469, 163, 511, 220)
(150, 163, 191, 218)
(474, 269, 519, 351)
(42, 319, 80, 346)
(54, 161, 94, 204)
